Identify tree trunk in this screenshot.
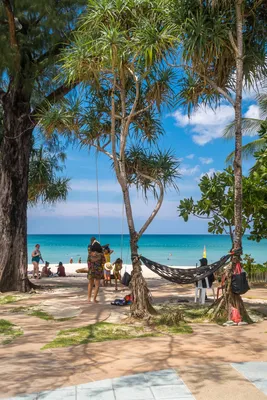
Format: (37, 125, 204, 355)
(0, 88, 33, 292)
(234, 0, 243, 252)
(121, 187, 156, 318)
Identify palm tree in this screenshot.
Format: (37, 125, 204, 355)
(39, 0, 181, 318)
(224, 87, 267, 162)
(173, 0, 267, 321)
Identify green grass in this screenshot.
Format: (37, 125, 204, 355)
(0, 319, 23, 344)
(29, 310, 54, 320)
(0, 295, 22, 305)
(155, 304, 209, 324)
(155, 322, 193, 334)
(42, 322, 157, 349)
(11, 306, 30, 313)
(11, 307, 74, 322)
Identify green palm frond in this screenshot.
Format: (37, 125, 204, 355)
(124, 145, 180, 199)
(224, 118, 263, 139)
(226, 138, 265, 163)
(28, 145, 69, 205)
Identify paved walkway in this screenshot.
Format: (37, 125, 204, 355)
(4, 364, 267, 399)
(5, 370, 194, 400)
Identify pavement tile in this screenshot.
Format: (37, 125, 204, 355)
(144, 370, 183, 386)
(151, 384, 193, 399)
(77, 379, 113, 390)
(112, 373, 148, 388)
(114, 386, 154, 400)
(37, 387, 75, 400)
(4, 396, 38, 400)
(232, 362, 267, 395)
(77, 388, 115, 400)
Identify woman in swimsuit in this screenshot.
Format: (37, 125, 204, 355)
(31, 244, 44, 279)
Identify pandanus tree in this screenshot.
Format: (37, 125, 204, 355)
(0, 0, 87, 292)
(39, 0, 180, 317)
(173, 0, 267, 320)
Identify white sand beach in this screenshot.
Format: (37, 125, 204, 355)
(27, 262, 193, 279)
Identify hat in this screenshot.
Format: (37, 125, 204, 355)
(104, 262, 113, 271)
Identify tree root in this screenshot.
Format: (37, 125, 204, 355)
(208, 258, 252, 324)
(130, 258, 157, 318)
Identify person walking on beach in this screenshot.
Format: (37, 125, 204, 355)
(87, 237, 105, 303)
(31, 244, 44, 279)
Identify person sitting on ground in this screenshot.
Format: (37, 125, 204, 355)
(57, 262, 66, 277)
(113, 258, 123, 291)
(41, 261, 50, 278)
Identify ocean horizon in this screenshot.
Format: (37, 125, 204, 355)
(27, 234, 267, 266)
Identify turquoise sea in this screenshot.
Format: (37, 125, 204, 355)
(28, 234, 267, 266)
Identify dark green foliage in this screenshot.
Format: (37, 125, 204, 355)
(248, 130, 267, 241)
(172, 0, 267, 112)
(178, 166, 267, 242)
(28, 144, 69, 204)
(0, 0, 87, 104)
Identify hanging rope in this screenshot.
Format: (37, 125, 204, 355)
(95, 151, 101, 242)
(121, 200, 124, 260)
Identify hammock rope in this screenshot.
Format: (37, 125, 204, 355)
(140, 249, 241, 285)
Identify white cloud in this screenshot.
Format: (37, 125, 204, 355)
(172, 105, 235, 145)
(199, 168, 220, 180)
(28, 196, 180, 221)
(71, 179, 121, 193)
(244, 104, 260, 119)
(180, 164, 200, 176)
(199, 157, 213, 165)
(186, 154, 195, 159)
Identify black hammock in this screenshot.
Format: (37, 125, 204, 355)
(139, 250, 240, 285)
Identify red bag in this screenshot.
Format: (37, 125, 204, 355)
(231, 307, 241, 324)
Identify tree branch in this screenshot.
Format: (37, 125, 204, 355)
(35, 43, 66, 65)
(167, 62, 235, 107)
(31, 83, 78, 117)
(2, 0, 19, 49)
(137, 173, 164, 238)
(0, 88, 6, 103)
(132, 104, 152, 119)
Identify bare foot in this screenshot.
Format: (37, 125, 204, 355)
(93, 299, 99, 304)
(88, 299, 92, 303)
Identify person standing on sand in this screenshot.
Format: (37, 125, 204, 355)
(31, 244, 44, 279)
(113, 258, 123, 291)
(87, 237, 105, 303)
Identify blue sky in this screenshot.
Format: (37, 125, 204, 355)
(28, 86, 261, 234)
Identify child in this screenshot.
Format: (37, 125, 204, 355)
(113, 258, 123, 291)
(103, 246, 114, 263)
(104, 262, 113, 286)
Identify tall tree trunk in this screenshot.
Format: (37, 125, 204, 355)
(0, 88, 33, 292)
(122, 187, 156, 318)
(234, 0, 243, 252)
